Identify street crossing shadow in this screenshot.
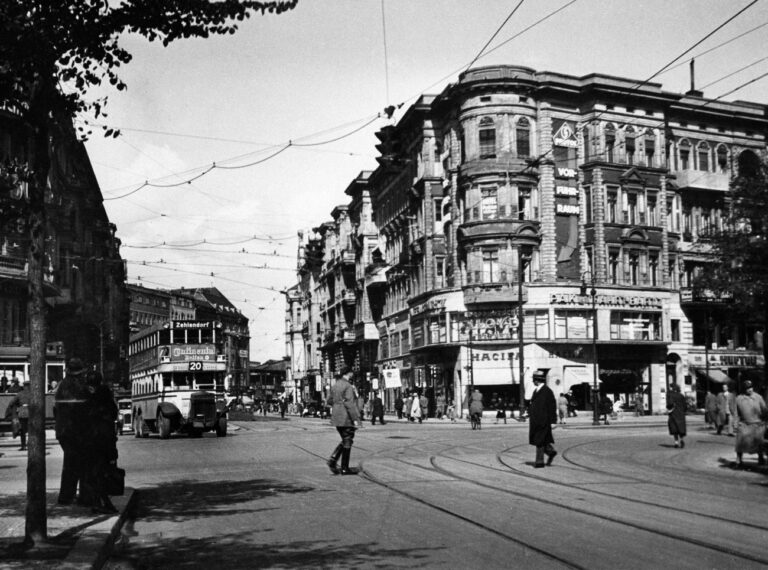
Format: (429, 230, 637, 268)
(111, 532, 443, 569)
(134, 478, 316, 523)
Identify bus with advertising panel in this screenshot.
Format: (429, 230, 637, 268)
(129, 320, 229, 438)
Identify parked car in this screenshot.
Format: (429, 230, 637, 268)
(117, 398, 132, 435)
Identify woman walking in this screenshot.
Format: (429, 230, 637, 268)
(666, 383, 687, 448)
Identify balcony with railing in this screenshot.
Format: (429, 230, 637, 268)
(463, 281, 527, 305)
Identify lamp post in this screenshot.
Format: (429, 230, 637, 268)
(581, 273, 600, 426)
(517, 249, 531, 421)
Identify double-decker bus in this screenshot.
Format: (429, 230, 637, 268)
(129, 320, 229, 438)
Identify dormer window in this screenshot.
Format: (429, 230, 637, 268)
(478, 117, 496, 159)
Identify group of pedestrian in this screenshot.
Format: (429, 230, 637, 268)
(403, 390, 428, 423)
(670, 381, 767, 469)
(55, 358, 121, 514)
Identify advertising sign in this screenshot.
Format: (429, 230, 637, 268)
(169, 344, 216, 362)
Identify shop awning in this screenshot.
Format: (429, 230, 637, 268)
(694, 368, 732, 384)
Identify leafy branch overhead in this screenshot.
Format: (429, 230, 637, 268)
(697, 153, 768, 312)
(0, 0, 298, 138)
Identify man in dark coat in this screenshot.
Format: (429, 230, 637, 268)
(528, 373, 558, 468)
(54, 358, 92, 505)
(394, 394, 404, 419)
(371, 392, 385, 425)
(326, 366, 362, 475)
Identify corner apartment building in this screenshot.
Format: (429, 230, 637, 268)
(1, 106, 129, 388)
(286, 64, 767, 415)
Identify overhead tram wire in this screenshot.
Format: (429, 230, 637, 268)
(519, 0, 763, 171)
(463, 0, 525, 75)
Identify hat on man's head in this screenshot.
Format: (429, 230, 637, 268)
(339, 365, 352, 376)
(67, 358, 87, 375)
(743, 380, 754, 389)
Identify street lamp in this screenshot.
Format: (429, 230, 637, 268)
(517, 249, 531, 421)
(580, 273, 600, 426)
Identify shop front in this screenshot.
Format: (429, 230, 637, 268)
(688, 350, 766, 402)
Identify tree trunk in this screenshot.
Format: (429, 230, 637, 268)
(24, 87, 51, 547)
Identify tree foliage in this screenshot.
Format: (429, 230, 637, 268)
(697, 153, 768, 314)
(0, 0, 298, 136)
(0, 0, 298, 548)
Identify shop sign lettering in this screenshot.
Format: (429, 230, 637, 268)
(556, 203, 580, 215)
(553, 121, 578, 148)
(410, 297, 447, 317)
(551, 293, 662, 309)
(472, 351, 517, 362)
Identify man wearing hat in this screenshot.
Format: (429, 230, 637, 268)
(6, 379, 31, 451)
(734, 380, 767, 468)
(528, 372, 558, 468)
(326, 366, 362, 475)
(55, 358, 92, 505)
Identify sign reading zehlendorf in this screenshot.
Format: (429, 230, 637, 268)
(170, 344, 216, 361)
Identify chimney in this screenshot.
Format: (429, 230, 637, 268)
(686, 58, 703, 97)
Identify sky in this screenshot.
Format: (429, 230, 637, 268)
(82, 0, 768, 362)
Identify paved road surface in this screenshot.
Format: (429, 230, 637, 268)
(103, 415, 768, 569)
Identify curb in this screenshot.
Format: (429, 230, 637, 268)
(63, 488, 136, 569)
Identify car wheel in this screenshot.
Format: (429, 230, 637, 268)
(215, 417, 228, 437)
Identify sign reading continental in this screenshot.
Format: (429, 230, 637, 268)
(170, 344, 216, 361)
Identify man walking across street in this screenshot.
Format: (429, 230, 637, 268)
(734, 380, 767, 468)
(371, 391, 386, 425)
(326, 366, 362, 475)
(529, 372, 558, 468)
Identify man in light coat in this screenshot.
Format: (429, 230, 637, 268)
(716, 383, 736, 436)
(528, 373, 558, 468)
(326, 366, 362, 475)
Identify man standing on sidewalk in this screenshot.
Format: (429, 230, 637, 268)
(529, 372, 557, 468)
(55, 358, 91, 505)
(326, 367, 362, 475)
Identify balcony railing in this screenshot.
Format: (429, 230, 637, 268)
(0, 328, 28, 346)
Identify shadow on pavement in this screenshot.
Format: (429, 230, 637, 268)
(114, 532, 443, 569)
(134, 478, 316, 523)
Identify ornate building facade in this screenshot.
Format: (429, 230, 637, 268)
(286, 65, 767, 415)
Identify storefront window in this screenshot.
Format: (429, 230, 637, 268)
(610, 312, 662, 340)
(427, 315, 447, 344)
(554, 310, 593, 339)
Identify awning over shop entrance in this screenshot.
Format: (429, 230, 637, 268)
(693, 367, 732, 384)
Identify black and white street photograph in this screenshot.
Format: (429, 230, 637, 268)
(1, 1, 768, 568)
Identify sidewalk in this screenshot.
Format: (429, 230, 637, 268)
(0, 432, 135, 569)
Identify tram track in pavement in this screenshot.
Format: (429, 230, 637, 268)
(422, 439, 768, 567)
(290, 422, 768, 567)
(297, 427, 768, 569)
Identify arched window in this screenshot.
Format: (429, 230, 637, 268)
(644, 131, 656, 167)
(516, 117, 531, 157)
(478, 117, 496, 159)
(715, 144, 729, 173)
(678, 139, 691, 170)
(737, 150, 761, 178)
(697, 142, 710, 172)
(604, 124, 616, 162)
(625, 126, 636, 165)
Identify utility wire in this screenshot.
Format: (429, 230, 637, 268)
(463, 0, 525, 74)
